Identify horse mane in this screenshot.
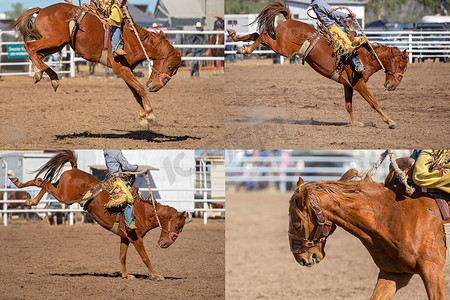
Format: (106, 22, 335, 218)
(251, 1, 292, 40)
(135, 24, 175, 57)
(140, 195, 179, 220)
(34, 150, 78, 182)
(10, 7, 42, 42)
(372, 43, 408, 63)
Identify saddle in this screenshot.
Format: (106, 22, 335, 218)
(66, 3, 125, 66)
(386, 157, 450, 221)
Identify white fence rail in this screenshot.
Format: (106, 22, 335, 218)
(225, 30, 450, 63)
(1, 187, 225, 226)
(225, 150, 412, 193)
(0, 29, 225, 77)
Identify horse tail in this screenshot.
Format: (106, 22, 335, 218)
(34, 150, 78, 182)
(251, 1, 292, 40)
(10, 7, 42, 42)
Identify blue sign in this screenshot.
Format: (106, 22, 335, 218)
(7, 45, 28, 59)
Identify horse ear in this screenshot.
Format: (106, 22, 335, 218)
(402, 50, 408, 59)
(159, 30, 166, 38)
(181, 211, 187, 218)
(298, 185, 309, 208)
(296, 176, 304, 187)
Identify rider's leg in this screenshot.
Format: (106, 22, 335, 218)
(124, 204, 136, 230)
(111, 25, 126, 57)
(328, 24, 365, 75)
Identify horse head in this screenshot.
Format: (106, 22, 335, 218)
(146, 32, 182, 92)
(288, 177, 335, 267)
(158, 210, 187, 248)
(383, 49, 408, 91)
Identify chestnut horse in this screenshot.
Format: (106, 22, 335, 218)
(288, 168, 447, 299)
(10, 150, 187, 280)
(11, 3, 182, 129)
(227, 2, 408, 129)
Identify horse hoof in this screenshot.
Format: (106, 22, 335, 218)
(389, 123, 398, 129)
(24, 199, 35, 206)
(351, 121, 364, 127)
(9, 177, 20, 186)
(152, 274, 165, 281)
(51, 80, 59, 92)
(34, 73, 41, 84)
(227, 29, 236, 39)
(236, 47, 246, 55)
(123, 274, 135, 280)
(139, 119, 149, 129)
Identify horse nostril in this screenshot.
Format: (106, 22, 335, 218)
(150, 85, 157, 92)
(299, 258, 307, 266)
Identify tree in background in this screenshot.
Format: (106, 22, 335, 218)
(225, 0, 270, 14)
(5, 3, 27, 19)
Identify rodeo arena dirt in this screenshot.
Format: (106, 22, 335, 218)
(0, 219, 224, 299)
(0, 67, 224, 149)
(225, 60, 450, 149)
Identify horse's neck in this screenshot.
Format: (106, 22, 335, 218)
(318, 187, 387, 243)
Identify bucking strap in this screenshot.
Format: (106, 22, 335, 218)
(297, 32, 322, 65)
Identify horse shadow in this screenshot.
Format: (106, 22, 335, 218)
(50, 271, 185, 280)
(55, 130, 201, 143)
(270, 118, 375, 127)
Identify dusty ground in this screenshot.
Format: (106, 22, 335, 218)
(0, 218, 224, 299)
(226, 190, 450, 299)
(0, 67, 224, 149)
(225, 60, 450, 149)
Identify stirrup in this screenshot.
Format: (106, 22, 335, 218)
(113, 48, 127, 57)
(127, 224, 137, 230)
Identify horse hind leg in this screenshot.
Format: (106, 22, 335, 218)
(120, 237, 135, 279)
(227, 29, 260, 42)
(24, 38, 65, 92)
(10, 177, 46, 206)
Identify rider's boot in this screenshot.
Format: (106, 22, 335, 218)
(349, 52, 365, 76)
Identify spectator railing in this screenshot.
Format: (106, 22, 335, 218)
(1, 187, 225, 226)
(224, 30, 450, 63)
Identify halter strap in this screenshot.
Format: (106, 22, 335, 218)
(289, 193, 335, 253)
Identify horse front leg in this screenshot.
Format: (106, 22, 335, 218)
(418, 262, 447, 300)
(370, 270, 413, 300)
(130, 236, 164, 281)
(344, 85, 363, 127)
(354, 81, 397, 129)
(120, 237, 134, 279)
(116, 66, 157, 129)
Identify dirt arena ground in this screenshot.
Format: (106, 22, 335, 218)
(225, 61, 450, 149)
(226, 190, 450, 299)
(0, 67, 223, 149)
(0, 218, 224, 299)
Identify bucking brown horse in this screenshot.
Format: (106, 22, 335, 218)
(228, 2, 408, 129)
(11, 3, 181, 129)
(10, 150, 187, 280)
(288, 167, 448, 299)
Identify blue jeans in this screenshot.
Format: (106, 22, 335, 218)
(111, 26, 122, 52)
(124, 204, 134, 228)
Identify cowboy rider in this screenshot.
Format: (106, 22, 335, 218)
(103, 150, 142, 230)
(93, 0, 128, 57)
(412, 150, 450, 194)
(310, 0, 366, 75)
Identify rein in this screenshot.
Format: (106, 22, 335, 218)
(122, 6, 173, 87)
(289, 194, 335, 253)
(367, 150, 415, 195)
(119, 168, 179, 242)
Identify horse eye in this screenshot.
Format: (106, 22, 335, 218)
(399, 66, 402, 70)
(175, 226, 178, 230)
(167, 66, 171, 71)
(296, 225, 302, 231)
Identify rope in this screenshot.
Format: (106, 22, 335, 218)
(368, 150, 415, 196)
(309, 5, 385, 71)
(121, 5, 153, 69)
(119, 168, 163, 229)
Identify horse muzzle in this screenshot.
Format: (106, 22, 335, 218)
(294, 252, 323, 268)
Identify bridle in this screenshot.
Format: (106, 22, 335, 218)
(150, 51, 179, 87)
(288, 194, 335, 254)
(384, 55, 406, 84)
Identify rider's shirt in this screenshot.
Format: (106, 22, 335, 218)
(310, 0, 350, 27)
(413, 149, 450, 194)
(103, 150, 141, 175)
